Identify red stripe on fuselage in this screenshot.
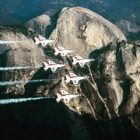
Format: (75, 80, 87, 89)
(44, 61, 53, 66)
(74, 56, 81, 61)
(36, 37, 44, 41)
(68, 74, 75, 78)
(56, 46, 62, 51)
(58, 92, 65, 96)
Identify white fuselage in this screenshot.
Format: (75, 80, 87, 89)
(54, 89, 83, 103)
(43, 61, 65, 72)
(56, 94, 80, 103)
(61, 94, 79, 100)
(34, 36, 55, 46)
(44, 64, 65, 69)
(55, 49, 75, 56)
(73, 58, 93, 65)
(65, 76, 87, 83)
(39, 40, 55, 46)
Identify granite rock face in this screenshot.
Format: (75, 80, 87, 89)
(26, 14, 50, 36)
(0, 26, 47, 95)
(50, 7, 126, 57)
(89, 41, 140, 127)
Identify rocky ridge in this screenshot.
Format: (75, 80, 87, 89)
(26, 14, 50, 36)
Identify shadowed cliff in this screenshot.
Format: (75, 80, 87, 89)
(0, 100, 140, 140)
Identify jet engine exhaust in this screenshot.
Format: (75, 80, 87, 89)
(0, 79, 57, 86)
(0, 40, 26, 44)
(0, 66, 37, 71)
(0, 97, 47, 105)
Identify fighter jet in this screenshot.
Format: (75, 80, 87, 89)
(42, 60, 65, 73)
(34, 35, 55, 46)
(64, 72, 90, 85)
(54, 89, 84, 104)
(54, 46, 75, 56)
(71, 55, 96, 67)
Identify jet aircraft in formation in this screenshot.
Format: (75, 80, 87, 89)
(34, 35, 55, 46)
(34, 35, 97, 103)
(64, 72, 90, 85)
(0, 35, 97, 104)
(54, 89, 84, 104)
(42, 60, 65, 73)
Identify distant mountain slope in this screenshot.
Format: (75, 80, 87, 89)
(0, 0, 140, 25)
(26, 14, 50, 36)
(116, 20, 140, 44)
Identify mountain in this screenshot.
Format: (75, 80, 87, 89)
(26, 14, 50, 37)
(0, 6, 140, 140)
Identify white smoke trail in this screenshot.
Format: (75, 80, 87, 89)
(0, 80, 22, 86)
(0, 97, 47, 105)
(0, 66, 36, 71)
(0, 79, 56, 86)
(0, 40, 25, 44)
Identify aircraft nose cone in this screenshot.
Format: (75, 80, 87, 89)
(66, 63, 69, 66)
(80, 94, 85, 97)
(87, 76, 91, 79)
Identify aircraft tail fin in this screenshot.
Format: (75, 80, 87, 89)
(34, 37, 40, 44)
(43, 61, 48, 67)
(54, 47, 58, 56)
(71, 57, 77, 65)
(57, 93, 62, 97)
(64, 75, 70, 80)
(54, 93, 61, 103)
